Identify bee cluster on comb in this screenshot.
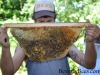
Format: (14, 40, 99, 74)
(10, 26, 81, 62)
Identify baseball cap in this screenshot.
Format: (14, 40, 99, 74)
(33, 0, 56, 19)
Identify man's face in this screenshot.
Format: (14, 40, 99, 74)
(35, 16, 55, 23)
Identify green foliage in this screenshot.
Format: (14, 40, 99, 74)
(0, 0, 100, 74)
(0, 23, 2, 27)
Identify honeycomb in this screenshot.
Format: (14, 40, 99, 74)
(10, 26, 82, 61)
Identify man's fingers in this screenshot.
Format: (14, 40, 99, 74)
(3, 27, 7, 33)
(86, 31, 96, 37)
(86, 25, 98, 30)
(0, 30, 4, 39)
(86, 30, 99, 39)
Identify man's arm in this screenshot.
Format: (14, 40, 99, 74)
(1, 47, 14, 75)
(0, 28, 25, 75)
(69, 44, 96, 69)
(12, 45, 26, 73)
(0, 27, 14, 75)
(1, 46, 26, 75)
(68, 25, 100, 69)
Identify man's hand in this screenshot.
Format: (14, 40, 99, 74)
(85, 20, 100, 42)
(0, 27, 10, 48)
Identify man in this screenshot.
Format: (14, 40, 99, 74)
(0, 0, 100, 75)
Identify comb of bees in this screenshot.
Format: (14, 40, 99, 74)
(5, 23, 88, 61)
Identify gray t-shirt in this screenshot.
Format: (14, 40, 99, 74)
(26, 55, 71, 75)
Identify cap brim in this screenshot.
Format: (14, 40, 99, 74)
(34, 10, 55, 19)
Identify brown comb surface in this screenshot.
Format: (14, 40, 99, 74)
(5, 23, 89, 61)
